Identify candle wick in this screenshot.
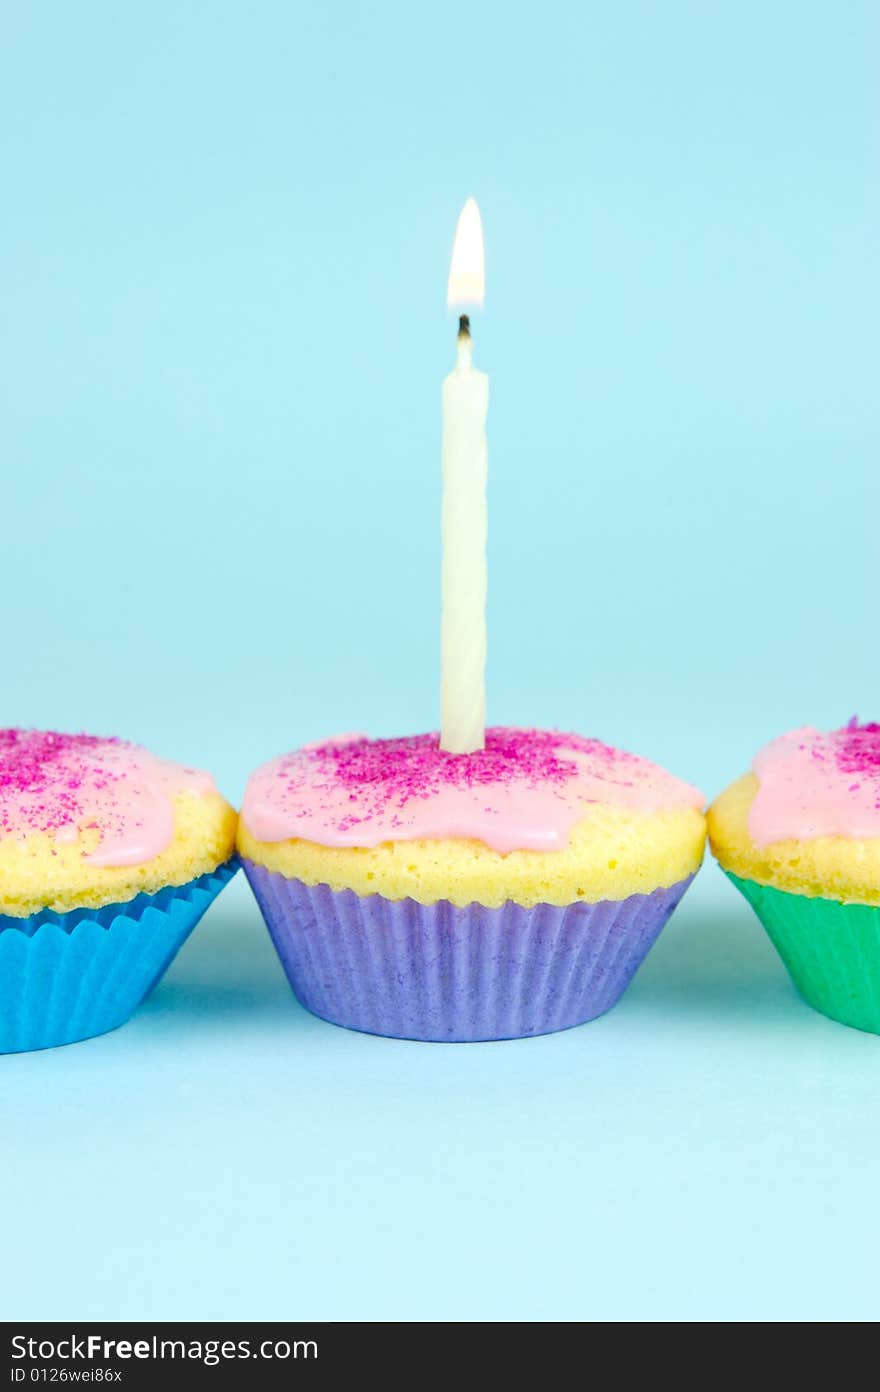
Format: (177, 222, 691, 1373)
(457, 314, 471, 340)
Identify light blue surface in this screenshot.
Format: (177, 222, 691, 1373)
(1, 1, 878, 1320)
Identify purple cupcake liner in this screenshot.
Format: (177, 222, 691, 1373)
(243, 859, 695, 1041)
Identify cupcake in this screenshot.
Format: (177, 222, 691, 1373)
(0, 729, 238, 1052)
(708, 720, 880, 1033)
(239, 727, 705, 1041)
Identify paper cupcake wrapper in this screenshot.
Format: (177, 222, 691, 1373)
(0, 859, 238, 1053)
(726, 870, 880, 1034)
(243, 860, 695, 1041)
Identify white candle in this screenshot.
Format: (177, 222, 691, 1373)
(441, 199, 488, 754)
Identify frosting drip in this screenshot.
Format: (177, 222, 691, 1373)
(242, 727, 704, 853)
(749, 721, 880, 846)
(0, 729, 216, 866)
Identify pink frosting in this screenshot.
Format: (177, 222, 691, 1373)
(748, 721, 880, 846)
(0, 729, 217, 867)
(242, 727, 704, 853)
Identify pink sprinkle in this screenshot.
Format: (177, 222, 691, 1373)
(834, 722, 880, 784)
(0, 730, 123, 835)
(0, 727, 216, 864)
(749, 720, 880, 846)
(286, 728, 628, 823)
(241, 726, 705, 854)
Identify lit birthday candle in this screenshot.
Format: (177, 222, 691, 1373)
(441, 198, 488, 754)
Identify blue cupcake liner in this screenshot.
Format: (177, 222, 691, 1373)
(243, 859, 695, 1042)
(0, 859, 238, 1053)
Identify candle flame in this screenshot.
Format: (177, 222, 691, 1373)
(447, 198, 485, 308)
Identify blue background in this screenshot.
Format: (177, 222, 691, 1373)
(1, 1, 878, 1320)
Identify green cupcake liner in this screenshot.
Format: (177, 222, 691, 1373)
(726, 870, 880, 1034)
